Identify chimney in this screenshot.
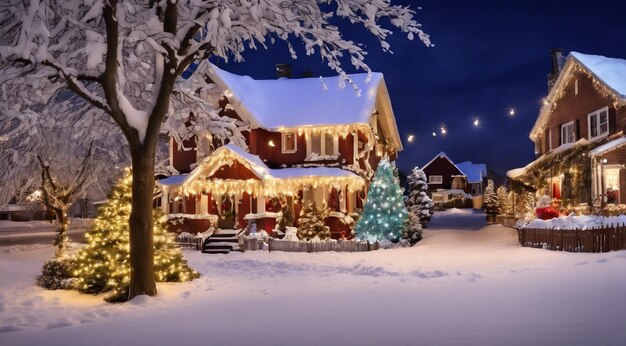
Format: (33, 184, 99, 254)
(276, 63, 292, 78)
(547, 48, 564, 91)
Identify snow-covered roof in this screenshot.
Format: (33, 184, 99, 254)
(159, 174, 190, 186)
(422, 151, 465, 176)
(268, 167, 358, 179)
(456, 161, 487, 184)
(590, 135, 626, 156)
(208, 64, 403, 151)
(571, 52, 626, 98)
(507, 139, 587, 179)
(209, 64, 382, 129)
(530, 52, 626, 140)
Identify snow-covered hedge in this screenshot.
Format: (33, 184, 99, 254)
(522, 214, 626, 230)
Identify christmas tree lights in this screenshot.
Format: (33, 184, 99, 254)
(355, 159, 408, 242)
(297, 200, 331, 241)
(73, 170, 198, 302)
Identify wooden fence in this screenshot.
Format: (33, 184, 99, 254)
(260, 238, 377, 253)
(176, 237, 202, 251)
(517, 223, 626, 253)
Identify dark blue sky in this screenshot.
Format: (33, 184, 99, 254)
(214, 0, 626, 176)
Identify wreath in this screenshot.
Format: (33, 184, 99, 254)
(220, 194, 234, 219)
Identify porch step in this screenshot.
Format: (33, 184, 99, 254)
(202, 229, 243, 254)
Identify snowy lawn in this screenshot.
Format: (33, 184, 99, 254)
(1, 209, 626, 345)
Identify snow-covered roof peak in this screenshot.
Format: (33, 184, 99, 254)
(456, 161, 487, 184)
(570, 52, 626, 98)
(208, 63, 384, 129)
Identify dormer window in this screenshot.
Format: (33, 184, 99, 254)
(588, 107, 609, 140)
(281, 131, 297, 153)
(561, 121, 575, 145)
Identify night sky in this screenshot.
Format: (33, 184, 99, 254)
(214, 0, 626, 176)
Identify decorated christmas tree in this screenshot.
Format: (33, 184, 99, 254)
(277, 195, 294, 232)
(355, 159, 409, 242)
(405, 166, 434, 227)
(496, 186, 510, 215)
(72, 170, 198, 302)
(482, 181, 499, 216)
(296, 200, 331, 241)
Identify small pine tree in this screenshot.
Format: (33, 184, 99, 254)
(277, 195, 294, 232)
(482, 181, 499, 216)
(402, 212, 423, 245)
(296, 200, 331, 241)
(72, 170, 198, 302)
(405, 166, 434, 227)
(355, 159, 409, 242)
(496, 186, 510, 215)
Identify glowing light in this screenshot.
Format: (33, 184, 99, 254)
(509, 108, 516, 116)
(432, 131, 437, 137)
(473, 118, 479, 127)
(407, 134, 415, 143)
(440, 126, 447, 135)
(268, 140, 275, 147)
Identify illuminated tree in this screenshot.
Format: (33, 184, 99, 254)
(482, 181, 498, 216)
(297, 200, 331, 241)
(73, 170, 198, 302)
(355, 159, 408, 242)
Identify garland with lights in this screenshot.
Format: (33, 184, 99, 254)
(354, 159, 408, 242)
(73, 170, 199, 302)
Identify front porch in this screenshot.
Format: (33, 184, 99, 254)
(158, 144, 366, 239)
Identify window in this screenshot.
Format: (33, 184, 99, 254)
(574, 79, 579, 95)
(281, 131, 297, 153)
(307, 132, 338, 159)
(561, 121, 575, 145)
(588, 107, 609, 139)
(429, 175, 443, 184)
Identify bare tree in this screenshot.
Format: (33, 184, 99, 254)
(0, 0, 431, 300)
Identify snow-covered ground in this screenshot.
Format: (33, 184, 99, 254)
(1, 209, 625, 345)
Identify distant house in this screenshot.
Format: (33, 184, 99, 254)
(421, 152, 468, 203)
(508, 50, 626, 209)
(456, 161, 488, 195)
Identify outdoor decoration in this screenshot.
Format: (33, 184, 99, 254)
(482, 181, 499, 221)
(402, 212, 423, 245)
(72, 171, 198, 302)
(355, 159, 408, 242)
(296, 200, 331, 241)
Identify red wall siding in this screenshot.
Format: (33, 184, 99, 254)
(172, 138, 197, 173)
(423, 157, 464, 191)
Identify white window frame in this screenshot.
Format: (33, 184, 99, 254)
(429, 175, 443, 184)
(587, 107, 609, 140)
(281, 131, 298, 153)
(306, 132, 339, 159)
(561, 121, 575, 145)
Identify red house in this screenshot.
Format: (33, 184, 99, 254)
(158, 64, 403, 241)
(509, 50, 626, 209)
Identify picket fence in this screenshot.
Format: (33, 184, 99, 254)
(252, 238, 378, 253)
(517, 223, 626, 253)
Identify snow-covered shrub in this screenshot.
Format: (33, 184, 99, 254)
(37, 258, 75, 290)
(496, 186, 511, 215)
(283, 227, 299, 241)
(405, 166, 434, 227)
(402, 212, 423, 245)
(603, 204, 626, 217)
(482, 181, 498, 215)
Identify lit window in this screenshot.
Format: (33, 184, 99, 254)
(310, 133, 321, 154)
(561, 121, 575, 145)
(429, 175, 443, 184)
(588, 107, 609, 139)
(324, 133, 334, 155)
(281, 131, 297, 153)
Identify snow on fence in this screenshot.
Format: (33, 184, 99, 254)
(517, 223, 626, 253)
(260, 238, 377, 253)
(176, 232, 202, 251)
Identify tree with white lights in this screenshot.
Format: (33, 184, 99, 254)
(405, 166, 434, 227)
(0, 0, 430, 300)
(73, 170, 198, 302)
(482, 181, 498, 217)
(355, 159, 409, 242)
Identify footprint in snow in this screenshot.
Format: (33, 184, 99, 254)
(0, 325, 22, 333)
(596, 258, 609, 263)
(575, 261, 588, 266)
(46, 321, 72, 329)
(180, 291, 191, 299)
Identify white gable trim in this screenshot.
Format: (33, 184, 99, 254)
(421, 151, 466, 177)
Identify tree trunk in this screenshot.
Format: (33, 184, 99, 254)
(53, 208, 70, 258)
(128, 145, 157, 299)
